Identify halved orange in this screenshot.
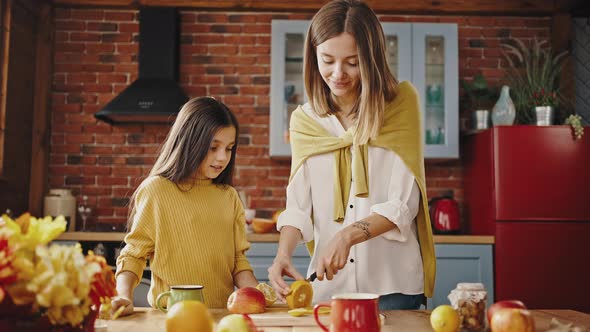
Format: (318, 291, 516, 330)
(255, 282, 277, 306)
(285, 280, 313, 309)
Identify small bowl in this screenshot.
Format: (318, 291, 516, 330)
(251, 218, 276, 234)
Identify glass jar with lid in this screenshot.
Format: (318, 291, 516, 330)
(448, 282, 487, 331)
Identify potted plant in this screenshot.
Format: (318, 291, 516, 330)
(502, 37, 584, 139)
(501, 38, 567, 125)
(461, 73, 496, 130)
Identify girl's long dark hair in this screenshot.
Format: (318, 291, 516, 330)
(127, 97, 239, 229)
(150, 97, 239, 186)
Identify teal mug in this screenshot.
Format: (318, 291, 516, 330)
(156, 285, 204, 313)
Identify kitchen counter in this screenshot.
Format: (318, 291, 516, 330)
(57, 232, 494, 244)
(106, 307, 589, 332)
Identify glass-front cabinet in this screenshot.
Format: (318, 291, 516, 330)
(270, 20, 310, 156)
(381, 23, 412, 83)
(411, 23, 459, 158)
(270, 20, 458, 158)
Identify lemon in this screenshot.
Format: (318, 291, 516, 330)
(285, 280, 313, 309)
(166, 300, 213, 332)
(255, 282, 277, 306)
(430, 305, 460, 332)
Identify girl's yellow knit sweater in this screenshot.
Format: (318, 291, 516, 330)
(115, 176, 253, 308)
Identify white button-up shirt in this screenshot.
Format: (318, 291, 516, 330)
(277, 104, 424, 303)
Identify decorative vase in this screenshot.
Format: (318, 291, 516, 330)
(534, 106, 554, 126)
(491, 85, 516, 126)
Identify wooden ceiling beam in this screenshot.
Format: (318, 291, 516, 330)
(52, 0, 568, 16)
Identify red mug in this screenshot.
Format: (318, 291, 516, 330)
(313, 293, 381, 332)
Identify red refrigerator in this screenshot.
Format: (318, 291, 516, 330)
(463, 126, 590, 313)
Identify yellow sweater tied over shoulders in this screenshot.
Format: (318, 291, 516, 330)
(289, 81, 435, 298)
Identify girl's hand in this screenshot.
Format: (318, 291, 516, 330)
(315, 232, 352, 281)
(268, 255, 304, 300)
(110, 296, 134, 317)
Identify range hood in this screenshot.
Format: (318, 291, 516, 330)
(95, 7, 188, 124)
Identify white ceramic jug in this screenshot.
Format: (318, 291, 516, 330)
(44, 189, 76, 231)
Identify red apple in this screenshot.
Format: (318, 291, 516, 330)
(487, 300, 527, 324)
(227, 287, 266, 314)
(490, 308, 535, 332)
(216, 314, 259, 332)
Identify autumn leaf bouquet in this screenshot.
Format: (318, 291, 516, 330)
(0, 213, 116, 331)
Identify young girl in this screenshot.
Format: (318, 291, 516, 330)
(112, 97, 258, 314)
(268, 0, 435, 310)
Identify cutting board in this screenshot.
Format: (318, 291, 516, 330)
(248, 308, 330, 327)
(249, 308, 385, 327)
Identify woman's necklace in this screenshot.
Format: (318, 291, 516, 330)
(335, 109, 355, 130)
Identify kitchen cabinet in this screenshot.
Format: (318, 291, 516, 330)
(427, 244, 494, 309)
(464, 126, 590, 312)
(410, 24, 459, 158)
(247, 242, 494, 309)
(269, 20, 310, 157)
(269, 20, 458, 159)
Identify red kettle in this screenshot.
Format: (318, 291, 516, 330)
(428, 193, 461, 234)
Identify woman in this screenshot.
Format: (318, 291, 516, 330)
(267, 0, 435, 310)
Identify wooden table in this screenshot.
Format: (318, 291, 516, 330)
(105, 307, 590, 332)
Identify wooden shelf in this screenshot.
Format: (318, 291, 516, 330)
(57, 232, 126, 242)
(57, 232, 494, 244)
(433, 235, 494, 244)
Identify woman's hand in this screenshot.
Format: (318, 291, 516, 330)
(315, 232, 352, 281)
(268, 254, 304, 300)
(110, 296, 134, 317)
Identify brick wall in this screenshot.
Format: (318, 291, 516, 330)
(50, 8, 551, 229)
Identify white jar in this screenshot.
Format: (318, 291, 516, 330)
(44, 189, 76, 232)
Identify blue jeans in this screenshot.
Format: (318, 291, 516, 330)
(379, 293, 425, 310)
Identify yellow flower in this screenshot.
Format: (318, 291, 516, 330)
(0, 213, 117, 327)
(1, 214, 67, 250)
(27, 215, 67, 246)
(23, 244, 100, 326)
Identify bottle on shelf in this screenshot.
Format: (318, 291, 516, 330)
(77, 195, 92, 232)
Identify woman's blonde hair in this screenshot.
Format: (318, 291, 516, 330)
(127, 97, 239, 229)
(303, 0, 398, 144)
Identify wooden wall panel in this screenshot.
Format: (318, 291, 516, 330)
(28, 3, 53, 215)
(0, 0, 53, 216)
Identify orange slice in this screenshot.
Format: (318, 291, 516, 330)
(288, 306, 330, 317)
(255, 283, 277, 306)
(285, 280, 313, 309)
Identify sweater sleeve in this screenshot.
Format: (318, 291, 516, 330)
(115, 183, 156, 286)
(231, 189, 253, 277)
